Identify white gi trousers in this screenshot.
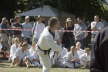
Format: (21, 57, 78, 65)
(36, 46, 51, 72)
(38, 53, 51, 72)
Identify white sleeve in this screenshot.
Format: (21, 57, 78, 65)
(63, 52, 71, 61)
(73, 24, 76, 36)
(45, 36, 62, 52)
(91, 22, 96, 30)
(14, 49, 20, 57)
(10, 45, 14, 57)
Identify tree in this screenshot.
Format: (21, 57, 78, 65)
(0, 0, 104, 19)
(0, 0, 17, 19)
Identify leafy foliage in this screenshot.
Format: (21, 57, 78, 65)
(0, 0, 105, 19)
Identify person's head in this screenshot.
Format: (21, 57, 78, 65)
(13, 37, 20, 44)
(48, 17, 60, 31)
(10, 18, 15, 24)
(22, 38, 28, 44)
(76, 17, 84, 24)
(14, 16, 20, 23)
(1, 17, 7, 24)
(70, 46, 77, 52)
(76, 42, 81, 50)
(20, 42, 28, 51)
(25, 16, 30, 23)
(65, 18, 74, 27)
(36, 15, 43, 23)
(94, 15, 100, 22)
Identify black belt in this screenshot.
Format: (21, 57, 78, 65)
(37, 45, 51, 55)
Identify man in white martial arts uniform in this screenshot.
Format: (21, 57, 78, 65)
(36, 17, 62, 72)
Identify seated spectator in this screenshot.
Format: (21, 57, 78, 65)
(22, 38, 31, 49)
(63, 46, 80, 68)
(80, 48, 91, 68)
(24, 43, 41, 68)
(11, 42, 29, 67)
(75, 42, 85, 58)
(55, 47, 68, 67)
(10, 37, 20, 64)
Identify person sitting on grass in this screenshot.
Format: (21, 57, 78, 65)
(24, 42, 41, 68)
(80, 48, 91, 68)
(11, 42, 29, 67)
(75, 42, 85, 58)
(55, 47, 68, 67)
(63, 46, 80, 68)
(10, 37, 20, 65)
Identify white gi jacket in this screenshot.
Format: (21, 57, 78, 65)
(37, 26, 62, 52)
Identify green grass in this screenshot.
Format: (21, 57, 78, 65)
(0, 62, 89, 72)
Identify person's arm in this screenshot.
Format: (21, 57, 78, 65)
(45, 36, 62, 54)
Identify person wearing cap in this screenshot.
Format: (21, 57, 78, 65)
(32, 15, 45, 43)
(22, 16, 33, 44)
(62, 18, 75, 51)
(36, 17, 62, 72)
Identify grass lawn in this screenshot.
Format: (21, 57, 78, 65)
(0, 60, 89, 72)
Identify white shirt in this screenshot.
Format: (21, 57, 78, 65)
(15, 48, 29, 60)
(91, 21, 104, 34)
(77, 49, 85, 59)
(33, 22, 45, 40)
(60, 47, 68, 58)
(80, 53, 91, 62)
(29, 47, 37, 56)
(0, 43, 2, 51)
(10, 44, 19, 58)
(63, 51, 79, 62)
(37, 26, 62, 52)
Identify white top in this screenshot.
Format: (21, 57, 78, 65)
(58, 47, 68, 62)
(0, 43, 2, 51)
(60, 47, 68, 58)
(33, 22, 45, 40)
(77, 49, 85, 59)
(29, 47, 38, 56)
(10, 44, 19, 58)
(15, 48, 29, 60)
(80, 53, 91, 62)
(37, 26, 62, 52)
(91, 21, 104, 35)
(64, 51, 79, 62)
